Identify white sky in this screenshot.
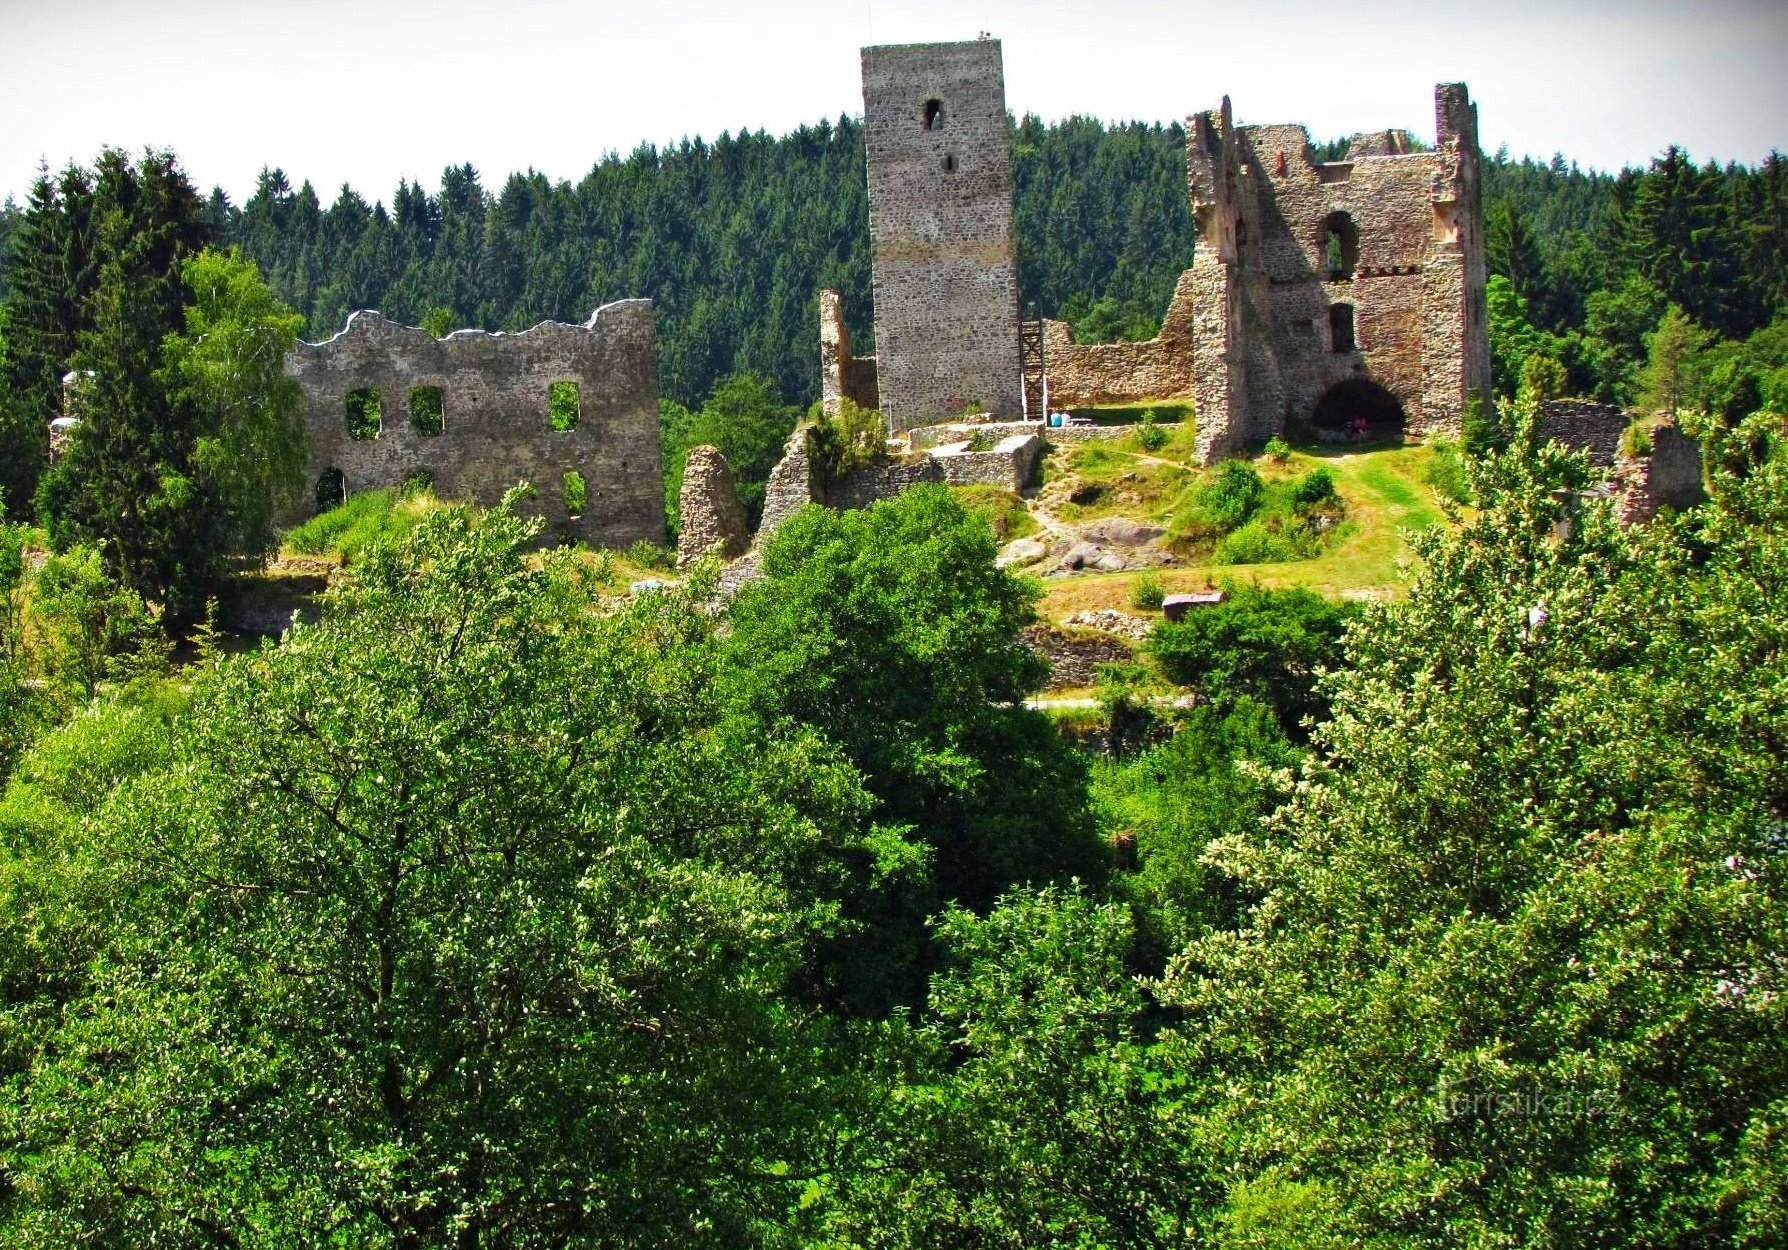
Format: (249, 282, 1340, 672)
(3, 0, 1784, 208)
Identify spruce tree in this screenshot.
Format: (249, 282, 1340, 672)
(36, 150, 216, 617)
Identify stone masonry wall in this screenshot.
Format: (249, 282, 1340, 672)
(862, 39, 1024, 430)
(818, 289, 881, 415)
(1041, 269, 1198, 407)
(1186, 85, 1492, 463)
(1617, 422, 1705, 524)
(676, 445, 749, 568)
(1538, 398, 1629, 467)
(930, 433, 1046, 492)
(1020, 623, 1135, 691)
(285, 302, 664, 548)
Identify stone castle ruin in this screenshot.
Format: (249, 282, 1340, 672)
(1185, 86, 1494, 462)
(827, 37, 1496, 469)
(861, 39, 1025, 429)
(282, 301, 665, 548)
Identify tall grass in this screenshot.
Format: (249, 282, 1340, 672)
(283, 489, 448, 561)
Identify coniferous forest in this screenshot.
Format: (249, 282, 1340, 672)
(0, 101, 1784, 1247)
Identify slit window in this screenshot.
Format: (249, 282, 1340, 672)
(562, 470, 587, 516)
(941, 153, 957, 173)
(315, 467, 346, 513)
(408, 385, 444, 436)
(923, 99, 944, 131)
(1329, 303, 1356, 354)
(344, 388, 381, 440)
(548, 380, 580, 431)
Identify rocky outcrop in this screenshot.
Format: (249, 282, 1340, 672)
(676, 445, 749, 568)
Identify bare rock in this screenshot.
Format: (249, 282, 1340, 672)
(997, 536, 1049, 568)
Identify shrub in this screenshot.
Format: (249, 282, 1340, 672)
(1424, 436, 1471, 505)
(808, 398, 886, 475)
(1198, 461, 1265, 531)
(1130, 572, 1166, 611)
(562, 470, 587, 516)
(284, 489, 449, 563)
(951, 485, 1038, 543)
(1214, 520, 1294, 565)
(1137, 415, 1169, 453)
(1620, 417, 1655, 458)
(1290, 467, 1336, 508)
(627, 539, 676, 572)
(1263, 436, 1291, 463)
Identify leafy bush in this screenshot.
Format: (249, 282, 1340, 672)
(1148, 580, 1352, 734)
(1620, 416, 1655, 457)
(562, 470, 587, 516)
(626, 538, 675, 572)
(1290, 467, 1336, 508)
(808, 397, 886, 475)
(1424, 436, 1472, 504)
(1214, 520, 1297, 565)
(1263, 436, 1291, 463)
(1136, 415, 1169, 453)
(1130, 571, 1166, 611)
(547, 380, 580, 431)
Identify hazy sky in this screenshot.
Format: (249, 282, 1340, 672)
(4, 0, 1784, 207)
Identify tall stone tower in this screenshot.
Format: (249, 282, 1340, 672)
(861, 39, 1023, 431)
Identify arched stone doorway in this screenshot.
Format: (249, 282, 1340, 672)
(1312, 378, 1405, 440)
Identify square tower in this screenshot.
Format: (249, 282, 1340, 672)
(861, 39, 1023, 430)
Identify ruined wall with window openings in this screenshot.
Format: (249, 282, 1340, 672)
(283, 302, 665, 547)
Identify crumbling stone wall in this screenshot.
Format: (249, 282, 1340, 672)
(861, 39, 1024, 430)
(1186, 85, 1493, 463)
(929, 433, 1045, 492)
(1618, 422, 1705, 523)
(1538, 398, 1629, 466)
(284, 302, 664, 548)
(1041, 270, 1198, 407)
(819, 290, 881, 416)
(1020, 623, 1134, 691)
(676, 445, 749, 567)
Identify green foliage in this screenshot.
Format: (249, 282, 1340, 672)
(1290, 465, 1336, 507)
(1159, 411, 1788, 1244)
(1517, 349, 1568, 405)
(949, 483, 1037, 543)
(545, 378, 578, 431)
(724, 485, 1106, 1011)
(806, 396, 885, 476)
(418, 305, 453, 338)
(1638, 302, 1712, 413)
(1129, 570, 1165, 611)
(625, 538, 675, 572)
(162, 247, 308, 556)
(1263, 435, 1291, 462)
(1619, 415, 1656, 457)
(0, 498, 874, 1244)
(1149, 579, 1353, 734)
(561, 468, 586, 516)
(1063, 293, 1160, 344)
(1176, 459, 1263, 539)
(1135, 412, 1169, 451)
(30, 545, 162, 704)
(406, 383, 443, 435)
(1425, 434, 1473, 504)
(280, 487, 444, 562)
(659, 372, 801, 533)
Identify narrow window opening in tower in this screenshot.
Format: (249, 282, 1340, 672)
(1323, 211, 1360, 280)
(923, 99, 944, 130)
(941, 153, 957, 173)
(1329, 303, 1356, 353)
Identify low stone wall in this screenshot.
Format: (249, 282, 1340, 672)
(1020, 623, 1135, 691)
(1041, 270, 1197, 408)
(909, 419, 1128, 449)
(818, 289, 880, 415)
(1538, 398, 1628, 467)
(931, 433, 1046, 492)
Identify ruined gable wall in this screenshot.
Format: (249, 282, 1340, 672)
(862, 40, 1024, 429)
(285, 301, 664, 548)
(1040, 269, 1197, 407)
